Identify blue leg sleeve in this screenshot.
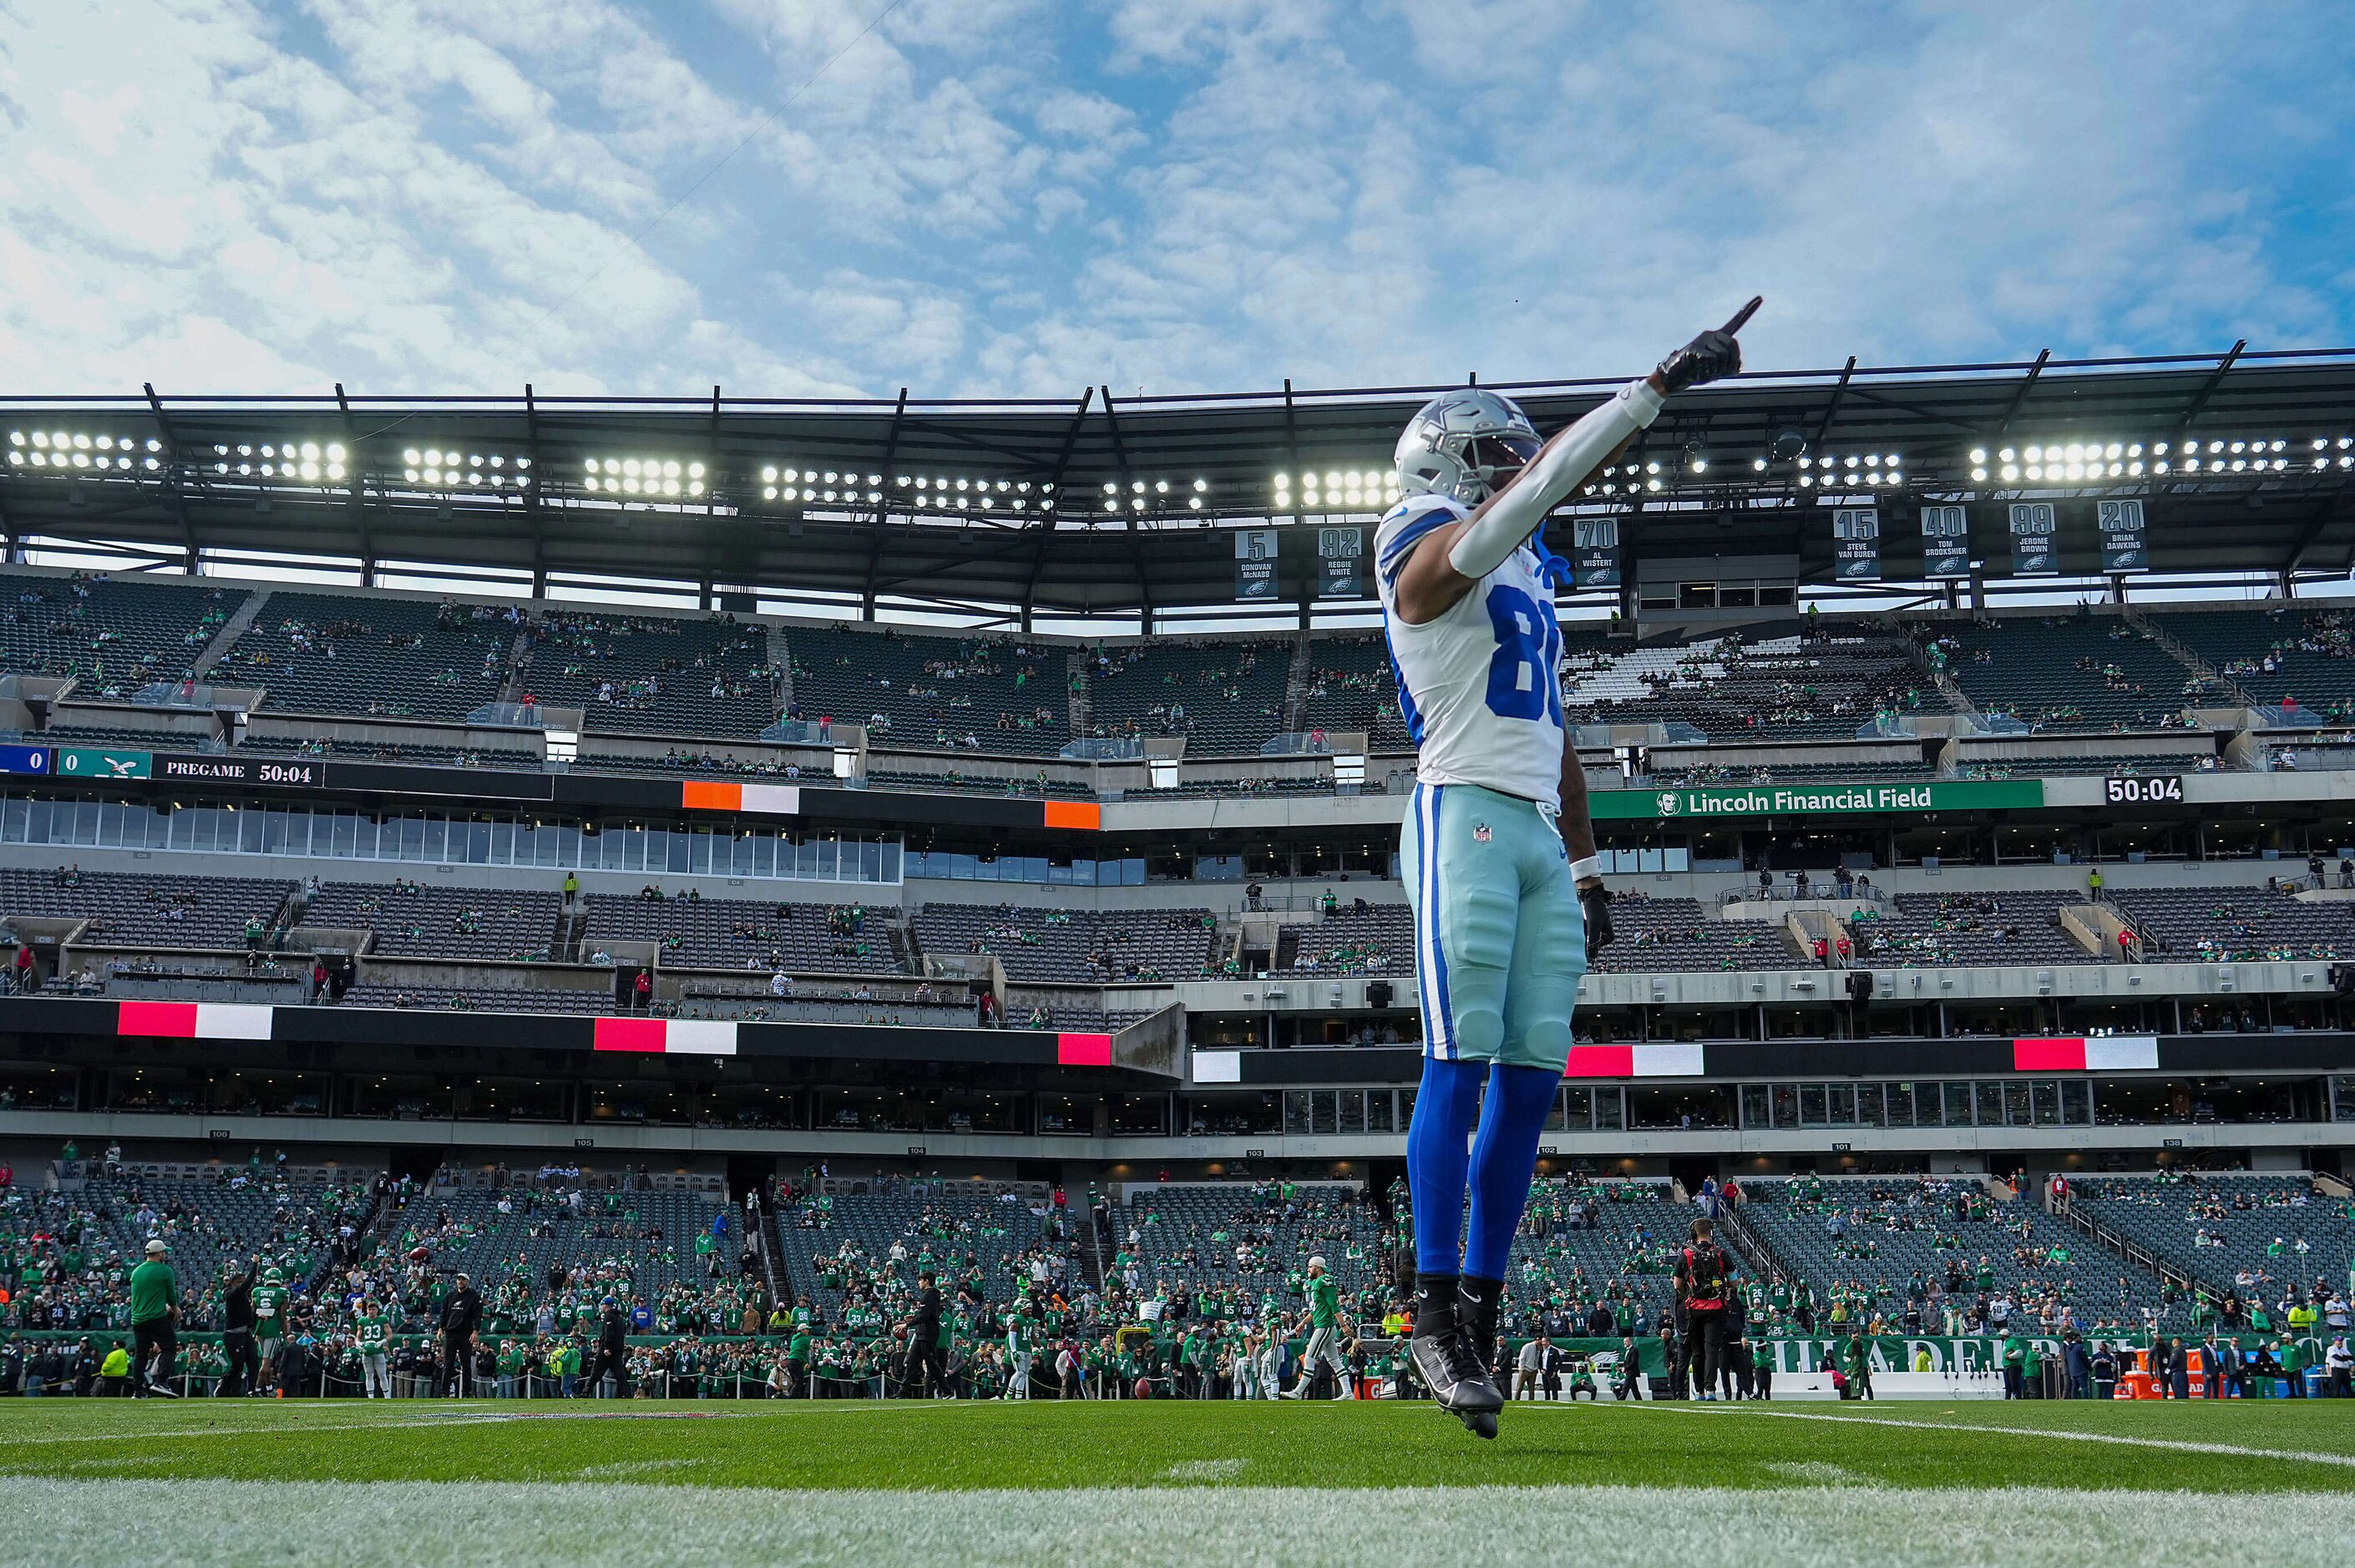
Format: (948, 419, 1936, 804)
(1463, 1062, 1559, 1281)
(1405, 1055, 1484, 1273)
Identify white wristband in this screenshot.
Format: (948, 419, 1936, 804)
(1568, 856, 1602, 883)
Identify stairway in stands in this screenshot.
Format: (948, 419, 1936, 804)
(1065, 650, 1091, 737)
(1281, 625, 1314, 731)
(190, 588, 269, 679)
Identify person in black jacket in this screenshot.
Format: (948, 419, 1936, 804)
(439, 1273, 482, 1398)
(899, 1271, 947, 1398)
(587, 1297, 630, 1398)
(220, 1262, 257, 1398)
(1722, 1335, 1755, 1400)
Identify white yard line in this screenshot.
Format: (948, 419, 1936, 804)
(3, 1479, 2349, 1568)
(1645, 1400, 2355, 1469)
(0, 1399, 982, 1449)
(0, 1409, 743, 1447)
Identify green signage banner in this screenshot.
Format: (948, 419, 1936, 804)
(53, 746, 151, 780)
(1590, 779, 2045, 822)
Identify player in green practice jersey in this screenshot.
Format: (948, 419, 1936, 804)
(354, 1297, 392, 1399)
(1280, 1257, 1355, 1400)
(252, 1267, 291, 1393)
(1004, 1307, 1036, 1401)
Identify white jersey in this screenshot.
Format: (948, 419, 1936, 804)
(1375, 493, 1565, 810)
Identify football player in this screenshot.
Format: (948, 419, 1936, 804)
(1380, 301, 1758, 1436)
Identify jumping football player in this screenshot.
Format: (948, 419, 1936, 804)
(1380, 301, 1757, 1436)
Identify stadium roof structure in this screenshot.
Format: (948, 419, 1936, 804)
(3, 343, 2354, 620)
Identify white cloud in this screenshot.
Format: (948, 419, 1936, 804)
(0, 0, 2342, 406)
(0, 0, 859, 396)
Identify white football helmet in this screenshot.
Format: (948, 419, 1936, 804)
(1394, 390, 1543, 505)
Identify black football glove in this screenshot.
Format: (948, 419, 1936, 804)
(1581, 882, 1616, 961)
(1654, 296, 1760, 395)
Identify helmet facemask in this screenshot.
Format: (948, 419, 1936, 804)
(1461, 432, 1542, 502)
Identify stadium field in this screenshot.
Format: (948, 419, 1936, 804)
(2, 1400, 2350, 1566)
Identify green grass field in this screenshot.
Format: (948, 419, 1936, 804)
(2, 1399, 2351, 1565)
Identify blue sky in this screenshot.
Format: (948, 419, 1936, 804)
(2, 0, 2350, 401)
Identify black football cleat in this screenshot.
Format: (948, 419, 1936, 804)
(1409, 1305, 1504, 1418)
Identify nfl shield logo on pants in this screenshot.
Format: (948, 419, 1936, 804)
(1473, 822, 1492, 842)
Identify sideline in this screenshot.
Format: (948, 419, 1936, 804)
(1641, 1400, 2355, 1469)
(0, 1402, 978, 1448)
(3, 1477, 2348, 1568)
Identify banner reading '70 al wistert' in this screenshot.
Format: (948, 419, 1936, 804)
(1588, 779, 2045, 821)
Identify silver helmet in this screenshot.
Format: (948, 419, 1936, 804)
(1394, 390, 1542, 505)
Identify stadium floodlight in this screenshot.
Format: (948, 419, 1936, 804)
(1797, 474, 1813, 487)
(1154, 479, 1168, 494)
(1751, 458, 1766, 472)
(589, 454, 701, 498)
(1971, 467, 1988, 481)
(1968, 448, 1987, 463)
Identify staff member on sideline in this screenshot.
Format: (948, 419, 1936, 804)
(219, 1260, 257, 1397)
(440, 1272, 483, 1398)
(128, 1238, 180, 1399)
(1675, 1218, 1737, 1401)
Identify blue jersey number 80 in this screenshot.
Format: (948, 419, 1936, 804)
(1482, 584, 1563, 725)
